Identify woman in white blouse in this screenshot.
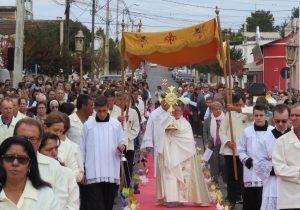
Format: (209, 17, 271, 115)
(39, 132, 79, 210)
(0, 136, 60, 210)
(44, 111, 83, 182)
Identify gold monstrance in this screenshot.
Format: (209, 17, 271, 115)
(163, 86, 184, 131)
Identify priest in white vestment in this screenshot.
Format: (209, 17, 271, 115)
(156, 103, 211, 208)
(141, 97, 170, 176)
(254, 104, 291, 210)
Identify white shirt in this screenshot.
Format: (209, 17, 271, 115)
(219, 111, 253, 156)
(126, 108, 140, 151)
(66, 112, 84, 145)
(59, 137, 84, 182)
(108, 105, 121, 119)
(136, 98, 145, 118)
(0, 179, 60, 210)
(254, 128, 286, 210)
(0, 116, 18, 144)
(80, 116, 125, 184)
(37, 153, 68, 209)
(15, 111, 27, 122)
(62, 166, 80, 210)
(204, 108, 210, 120)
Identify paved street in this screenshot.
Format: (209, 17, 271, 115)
(145, 65, 178, 97)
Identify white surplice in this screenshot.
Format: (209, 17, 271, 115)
(141, 106, 170, 176)
(238, 125, 274, 187)
(254, 129, 285, 210)
(156, 116, 211, 205)
(80, 117, 125, 184)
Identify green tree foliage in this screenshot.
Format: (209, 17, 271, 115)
(24, 20, 91, 77)
(95, 28, 121, 73)
(193, 47, 245, 76)
(109, 38, 121, 72)
(222, 29, 244, 45)
(278, 20, 288, 38)
(245, 10, 276, 32)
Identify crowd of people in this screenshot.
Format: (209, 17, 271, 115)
(150, 81, 300, 210)
(0, 74, 152, 210)
(0, 71, 300, 210)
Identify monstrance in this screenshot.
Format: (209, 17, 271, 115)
(163, 86, 184, 131)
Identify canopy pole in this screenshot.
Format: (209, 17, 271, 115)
(125, 19, 143, 117)
(215, 7, 238, 181)
(226, 33, 233, 103)
(121, 17, 126, 117)
(120, 17, 127, 192)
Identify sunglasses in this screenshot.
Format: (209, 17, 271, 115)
(274, 119, 288, 124)
(2, 154, 31, 165)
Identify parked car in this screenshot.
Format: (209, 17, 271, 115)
(176, 72, 194, 83)
(99, 75, 122, 84)
(149, 63, 158, 68)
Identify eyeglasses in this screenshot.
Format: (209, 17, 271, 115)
(20, 136, 40, 144)
(274, 119, 288, 124)
(2, 154, 31, 165)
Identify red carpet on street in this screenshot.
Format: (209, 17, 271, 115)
(135, 154, 216, 210)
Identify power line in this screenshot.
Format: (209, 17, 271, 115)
(161, 0, 293, 12)
(51, 0, 65, 6)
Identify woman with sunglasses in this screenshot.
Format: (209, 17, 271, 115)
(39, 132, 79, 210)
(0, 136, 59, 209)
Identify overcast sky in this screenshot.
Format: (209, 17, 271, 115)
(1, 0, 300, 37)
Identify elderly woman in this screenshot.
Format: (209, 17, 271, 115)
(0, 136, 59, 209)
(39, 133, 79, 210)
(203, 101, 225, 183)
(48, 100, 60, 113)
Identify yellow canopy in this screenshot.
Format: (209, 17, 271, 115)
(120, 18, 224, 70)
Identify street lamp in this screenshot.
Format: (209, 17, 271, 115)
(75, 29, 85, 94)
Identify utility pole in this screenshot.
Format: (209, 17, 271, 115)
(13, 0, 25, 87)
(64, 0, 71, 52)
(104, 0, 110, 75)
(131, 20, 134, 32)
(116, 0, 119, 41)
(91, 0, 96, 77)
(58, 17, 64, 55)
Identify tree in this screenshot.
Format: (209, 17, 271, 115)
(222, 29, 244, 45)
(193, 46, 245, 77)
(23, 20, 91, 77)
(95, 28, 121, 74)
(244, 10, 276, 32)
(292, 7, 299, 19)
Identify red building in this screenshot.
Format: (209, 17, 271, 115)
(262, 36, 290, 91)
